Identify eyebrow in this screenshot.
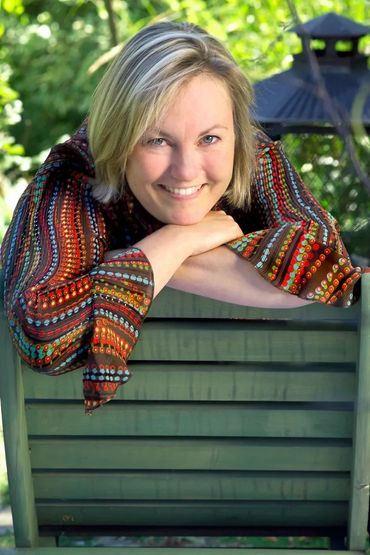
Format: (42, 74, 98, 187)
(148, 125, 229, 138)
(199, 125, 229, 136)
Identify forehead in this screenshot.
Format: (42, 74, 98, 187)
(155, 74, 233, 131)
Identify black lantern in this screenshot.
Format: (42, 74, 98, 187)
(254, 12, 370, 137)
(253, 12, 370, 264)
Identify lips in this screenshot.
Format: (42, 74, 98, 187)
(159, 184, 204, 196)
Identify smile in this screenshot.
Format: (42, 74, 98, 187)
(160, 184, 203, 196)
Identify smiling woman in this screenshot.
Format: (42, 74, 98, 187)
(125, 74, 235, 225)
(0, 21, 365, 413)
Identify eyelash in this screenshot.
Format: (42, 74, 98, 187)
(148, 138, 167, 146)
(202, 135, 219, 145)
(146, 135, 219, 147)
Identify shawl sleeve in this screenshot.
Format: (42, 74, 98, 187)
(226, 135, 363, 306)
(0, 150, 154, 413)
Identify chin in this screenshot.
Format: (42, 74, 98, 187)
(164, 212, 204, 226)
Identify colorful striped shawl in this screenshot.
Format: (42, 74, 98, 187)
(0, 123, 363, 412)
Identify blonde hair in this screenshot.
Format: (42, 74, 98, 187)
(88, 21, 255, 208)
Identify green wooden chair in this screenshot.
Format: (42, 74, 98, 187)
(0, 267, 369, 554)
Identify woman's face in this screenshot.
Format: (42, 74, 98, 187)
(125, 74, 235, 225)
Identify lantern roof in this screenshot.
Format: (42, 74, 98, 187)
(290, 12, 370, 39)
(253, 12, 370, 135)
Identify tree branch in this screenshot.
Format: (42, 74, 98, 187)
(103, 0, 118, 47)
(286, 0, 370, 195)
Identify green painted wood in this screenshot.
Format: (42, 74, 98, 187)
(0, 288, 39, 548)
(37, 537, 57, 547)
(4, 549, 365, 555)
(33, 471, 350, 501)
(29, 438, 352, 471)
(348, 273, 370, 551)
(0, 268, 366, 548)
(132, 323, 357, 363)
(35, 500, 347, 527)
(151, 287, 360, 321)
(26, 402, 353, 439)
(22, 363, 356, 402)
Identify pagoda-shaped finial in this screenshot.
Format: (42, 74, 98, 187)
(290, 12, 370, 67)
(253, 12, 370, 134)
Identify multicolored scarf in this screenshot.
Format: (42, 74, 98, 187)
(0, 122, 364, 412)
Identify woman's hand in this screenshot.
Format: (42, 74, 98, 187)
(173, 210, 243, 257)
(104, 210, 243, 298)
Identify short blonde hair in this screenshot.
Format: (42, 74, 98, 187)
(88, 21, 255, 208)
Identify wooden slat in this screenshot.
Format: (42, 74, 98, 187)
(348, 273, 370, 551)
(4, 547, 360, 555)
(33, 471, 350, 501)
(0, 299, 39, 547)
(26, 402, 353, 439)
(29, 438, 352, 471)
(132, 323, 357, 363)
(22, 364, 356, 402)
(3, 550, 364, 555)
(35, 500, 348, 527)
(151, 287, 360, 321)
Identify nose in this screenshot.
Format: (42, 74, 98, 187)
(169, 146, 200, 183)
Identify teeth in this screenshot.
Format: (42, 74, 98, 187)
(162, 185, 202, 196)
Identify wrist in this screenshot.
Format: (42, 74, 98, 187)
(139, 224, 196, 260)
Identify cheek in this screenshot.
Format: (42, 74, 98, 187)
(127, 153, 165, 185)
(207, 149, 234, 182)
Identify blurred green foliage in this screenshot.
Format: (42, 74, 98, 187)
(0, 0, 369, 257)
(282, 133, 370, 260)
(0, 475, 10, 508)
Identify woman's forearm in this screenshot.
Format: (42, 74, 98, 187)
(104, 226, 194, 298)
(167, 246, 314, 309)
(104, 212, 245, 299)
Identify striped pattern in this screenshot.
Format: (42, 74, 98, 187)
(0, 123, 364, 412)
(227, 136, 363, 304)
(0, 125, 154, 413)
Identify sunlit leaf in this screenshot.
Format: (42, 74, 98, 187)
(2, 0, 24, 15)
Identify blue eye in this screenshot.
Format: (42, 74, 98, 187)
(148, 138, 167, 146)
(202, 135, 218, 145)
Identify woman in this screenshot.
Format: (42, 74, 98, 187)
(0, 22, 363, 413)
